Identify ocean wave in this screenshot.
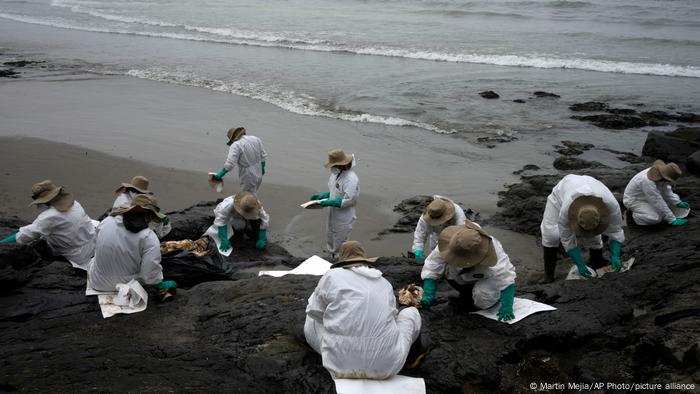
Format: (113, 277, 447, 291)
(1, 11, 699, 78)
(125, 68, 456, 134)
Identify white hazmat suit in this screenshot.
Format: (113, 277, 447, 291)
(224, 135, 267, 193)
(540, 175, 624, 251)
(421, 235, 516, 309)
(412, 195, 467, 253)
(326, 159, 360, 257)
(204, 195, 270, 254)
(88, 215, 163, 292)
(305, 265, 421, 379)
(17, 201, 96, 270)
(623, 168, 682, 225)
(112, 192, 171, 239)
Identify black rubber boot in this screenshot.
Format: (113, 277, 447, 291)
(589, 248, 605, 269)
(541, 247, 558, 283)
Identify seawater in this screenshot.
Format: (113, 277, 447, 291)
(0, 0, 699, 136)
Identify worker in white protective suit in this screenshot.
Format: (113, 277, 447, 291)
(540, 174, 625, 283)
(111, 175, 171, 239)
(211, 127, 267, 194)
(304, 241, 427, 379)
(412, 195, 466, 262)
(419, 222, 516, 322)
(0, 180, 96, 270)
(88, 194, 176, 301)
(205, 191, 270, 254)
(623, 160, 690, 227)
(308, 149, 360, 259)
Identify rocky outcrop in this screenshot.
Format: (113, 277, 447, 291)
(642, 127, 700, 166)
(687, 151, 700, 177)
(479, 90, 499, 99)
(569, 102, 607, 112)
(533, 91, 560, 98)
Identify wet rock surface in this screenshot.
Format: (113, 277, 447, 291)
(642, 127, 700, 166)
(569, 102, 700, 130)
(479, 90, 500, 99)
(532, 91, 560, 98)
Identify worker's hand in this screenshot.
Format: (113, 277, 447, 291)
(413, 250, 425, 261)
(671, 218, 688, 226)
(154, 280, 177, 290)
(256, 229, 267, 250)
(0, 233, 17, 243)
(262, 161, 266, 176)
(220, 237, 232, 252)
(320, 198, 342, 208)
(213, 167, 228, 181)
(676, 201, 690, 209)
(567, 247, 592, 278)
(309, 192, 330, 201)
(608, 240, 622, 272)
(163, 216, 170, 225)
(497, 284, 515, 322)
(420, 278, 437, 307)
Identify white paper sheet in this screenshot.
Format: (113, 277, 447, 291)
(334, 375, 425, 394)
(258, 255, 331, 277)
(86, 277, 148, 319)
(300, 199, 328, 209)
(203, 224, 234, 257)
(471, 297, 556, 324)
(566, 257, 635, 280)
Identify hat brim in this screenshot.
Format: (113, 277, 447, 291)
(331, 256, 379, 269)
(30, 186, 62, 206)
(116, 183, 151, 194)
(111, 204, 165, 222)
(423, 201, 456, 226)
(51, 192, 75, 212)
(323, 155, 353, 169)
(438, 223, 497, 268)
(647, 166, 665, 182)
(227, 128, 246, 146)
(568, 196, 610, 237)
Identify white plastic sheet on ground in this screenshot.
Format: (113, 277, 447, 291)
(333, 375, 425, 394)
(86, 278, 148, 319)
(258, 255, 331, 277)
(470, 297, 556, 325)
(566, 257, 635, 280)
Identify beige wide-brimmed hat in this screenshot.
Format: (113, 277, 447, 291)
(226, 127, 246, 146)
(423, 197, 456, 226)
(29, 180, 75, 212)
(233, 191, 261, 220)
(438, 222, 497, 268)
(331, 240, 379, 269)
(111, 194, 165, 222)
(567, 195, 610, 237)
(115, 175, 151, 194)
(647, 160, 682, 183)
(323, 148, 353, 168)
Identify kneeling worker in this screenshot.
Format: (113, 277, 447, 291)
(623, 160, 689, 226)
(0, 180, 96, 270)
(420, 222, 516, 322)
(88, 194, 176, 300)
(305, 241, 427, 379)
(207, 191, 269, 254)
(112, 175, 171, 239)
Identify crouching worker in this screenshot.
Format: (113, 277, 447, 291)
(412, 195, 466, 262)
(88, 194, 176, 301)
(0, 180, 96, 270)
(304, 241, 427, 379)
(540, 175, 625, 282)
(207, 191, 269, 254)
(112, 175, 172, 239)
(623, 160, 690, 226)
(420, 222, 516, 322)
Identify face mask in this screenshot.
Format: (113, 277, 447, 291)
(330, 167, 340, 175)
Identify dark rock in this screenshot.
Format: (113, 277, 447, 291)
(569, 102, 607, 112)
(571, 114, 653, 129)
(3, 61, 40, 67)
(640, 110, 675, 121)
(553, 157, 607, 171)
(606, 108, 637, 115)
(0, 69, 19, 78)
(642, 127, 700, 165)
(161, 200, 220, 241)
(479, 91, 499, 99)
(553, 140, 594, 156)
(513, 164, 540, 175)
(533, 91, 560, 98)
(674, 112, 700, 123)
(477, 135, 517, 146)
(687, 151, 700, 177)
(512, 99, 526, 104)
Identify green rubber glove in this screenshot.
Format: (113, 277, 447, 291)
(154, 280, 177, 290)
(671, 218, 688, 226)
(420, 278, 437, 307)
(320, 198, 342, 208)
(213, 167, 228, 181)
(413, 250, 425, 260)
(609, 240, 622, 272)
(0, 233, 17, 243)
(566, 247, 592, 278)
(163, 216, 170, 225)
(676, 201, 690, 209)
(218, 225, 231, 252)
(309, 192, 330, 201)
(261, 161, 266, 176)
(497, 284, 515, 322)
(256, 229, 267, 250)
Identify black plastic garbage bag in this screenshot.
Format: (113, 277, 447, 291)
(161, 242, 235, 289)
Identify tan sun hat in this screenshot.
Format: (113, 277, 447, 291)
(115, 175, 151, 194)
(567, 195, 610, 237)
(331, 240, 379, 269)
(111, 194, 165, 222)
(438, 222, 497, 268)
(226, 127, 246, 146)
(647, 160, 682, 183)
(423, 197, 456, 226)
(323, 148, 353, 168)
(29, 180, 74, 212)
(233, 191, 261, 220)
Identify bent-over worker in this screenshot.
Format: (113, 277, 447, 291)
(211, 127, 267, 194)
(623, 160, 689, 226)
(207, 191, 269, 254)
(412, 195, 466, 261)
